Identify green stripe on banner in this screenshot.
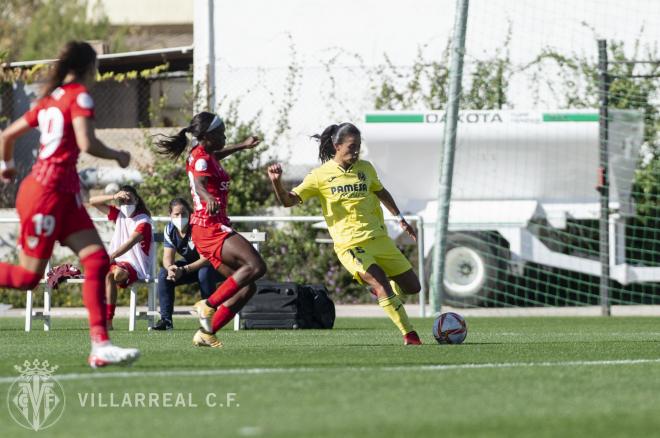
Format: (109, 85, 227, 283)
(365, 114, 425, 123)
(542, 113, 599, 122)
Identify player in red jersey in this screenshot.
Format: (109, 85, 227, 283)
(90, 185, 154, 330)
(0, 41, 140, 367)
(155, 112, 267, 347)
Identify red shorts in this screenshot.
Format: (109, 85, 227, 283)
(15, 176, 95, 259)
(109, 261, 138, 288)
(191, 223, 234, 269)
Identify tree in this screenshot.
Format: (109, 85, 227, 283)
(369, 27, 512, 111)
(0, 0, 40, 61)
(140, 102, 274, 217)
(0, 0, 125, 62)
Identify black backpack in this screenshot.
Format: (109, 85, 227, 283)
(239, 281, 335, 329)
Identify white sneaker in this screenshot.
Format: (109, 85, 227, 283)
(88, 343, 140, 368)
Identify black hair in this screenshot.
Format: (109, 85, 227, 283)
(119, 185, 151, 217)
(154, 112, 225, 159)
(312, 122, 361, 163)
(168, 197, 192, 214)
(43, 41, 97, 97)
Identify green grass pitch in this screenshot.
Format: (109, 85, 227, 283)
(1, 316, 660, 437)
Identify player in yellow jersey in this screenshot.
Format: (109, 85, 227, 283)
(267, 122, 422, 345)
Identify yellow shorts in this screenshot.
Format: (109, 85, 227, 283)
(336, 236, 413, 284)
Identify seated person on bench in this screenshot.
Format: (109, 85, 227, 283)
(153, 198, 224, 330)
(90, 185, 154, 330)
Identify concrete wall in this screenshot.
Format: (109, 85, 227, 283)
(96, 0, 193, 25)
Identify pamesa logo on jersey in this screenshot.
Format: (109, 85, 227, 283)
(330, 182, 368, 195)
(7, 359, 66, 431)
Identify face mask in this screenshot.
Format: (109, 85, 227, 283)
(172, 217, 189, 232)
(120, 204, 136, 217)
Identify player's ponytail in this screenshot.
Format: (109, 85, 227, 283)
(313, 122, 361, 163)
(155, 112, 221, 159)
(43, 41, 97, 97)
(154, 126, 191, 159)
(313, 124, 338, 163)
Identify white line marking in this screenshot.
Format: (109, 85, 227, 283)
(1, 358, 660, 384)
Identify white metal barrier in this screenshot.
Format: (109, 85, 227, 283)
(6, 215, 266, 332)
(1, 214, 425, 331)
(229, 215, 426, 316)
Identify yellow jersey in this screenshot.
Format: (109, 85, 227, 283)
(292, 159, 387, 251)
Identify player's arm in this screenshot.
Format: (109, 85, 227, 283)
(375, 188, 417, 241)
(183, 257, 212, 273)
(0, 118, 32, 182)
(193, 175, 221, 215)
(163, 246, 177, 270)
(89, 192, 131, 215)
(213, 136, 261, 160)
(109, 231, 144, 262)
(171, 257, 211, 279)
(267, 163, 302, 207)
(72, 117, 130, 168)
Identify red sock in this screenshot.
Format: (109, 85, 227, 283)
(0, 262, 42, 290)
(81, 250, 110, 343)
(206, 276, 240, 308)
(211, 305, 237, 333)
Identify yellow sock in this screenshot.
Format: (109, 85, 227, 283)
(378, 295, 414, 335)
(390, 280, 407, 303)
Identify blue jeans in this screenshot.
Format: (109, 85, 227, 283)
(157, 260, 224, 322)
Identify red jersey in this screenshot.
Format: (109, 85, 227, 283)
(23, 82, 94, 193)
(186, 145, 231, 227)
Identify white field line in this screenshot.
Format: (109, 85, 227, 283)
(1, 358, 660, 385)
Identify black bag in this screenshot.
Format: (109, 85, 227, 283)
(298, 284, 335, 329)
(240, 281, 335, 329)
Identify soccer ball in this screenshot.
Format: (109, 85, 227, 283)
(433, 312, 467, 344)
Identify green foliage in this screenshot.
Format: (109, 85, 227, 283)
(371, 48, 450, 110)
(528, 40, 659, 145)
(270, 34, 302, 157)
(139, 132, 190, 216)
(220, 104, 276, 216)
(1, 0, 126, 62)
(97, 64, 170, 83)
(370, 26, 512, 111)
(29, 0, 125, 61)
(260, 200, 369, 303)
(140, 102, 274, 217)
(0, 0, 40, 61)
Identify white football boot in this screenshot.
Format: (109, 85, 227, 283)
(88, 343, 140, 368)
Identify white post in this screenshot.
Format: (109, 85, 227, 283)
(129, 287, 137, 331)
(147, 283, 156, 329)
(609, 213, 626, 267)
(597, 39, 611, 316)
(416, 216, 426, 317)
(25, 289, 33, 332)
(430, 0, 469, 315)
(193, 0, 216, 112)
(43, 286, 51, 331)
(233, 229, 261, 331)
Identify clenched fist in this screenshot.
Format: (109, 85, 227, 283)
(267, 163, 284, 182)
